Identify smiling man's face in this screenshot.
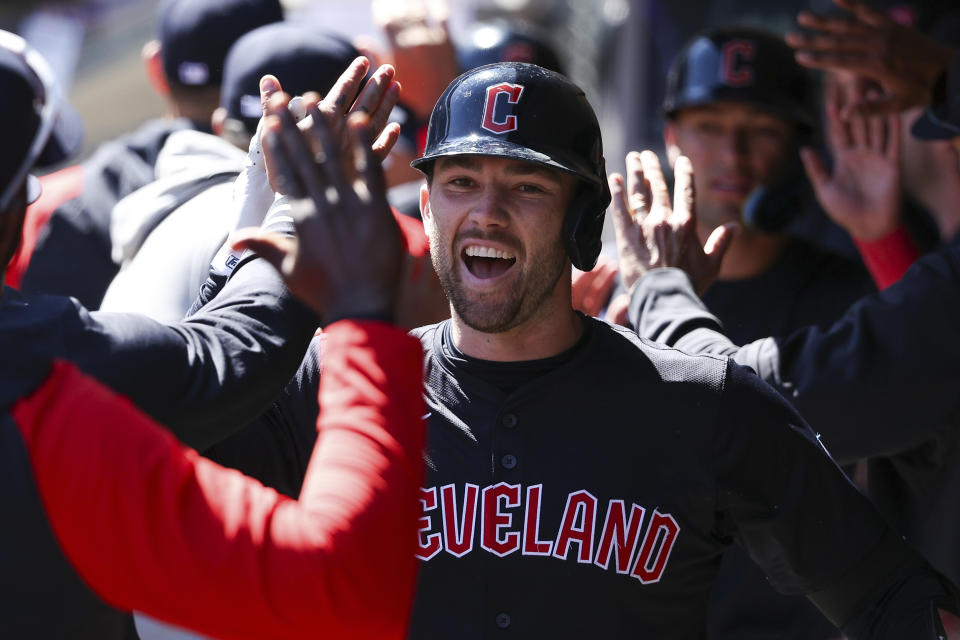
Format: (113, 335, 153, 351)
(421, 154, 577, 334)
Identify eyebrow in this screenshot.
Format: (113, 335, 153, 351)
(437, 156, 564, 183)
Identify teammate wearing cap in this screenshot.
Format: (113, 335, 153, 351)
(250, 61, 959, 638)
(8, 0, 283, 308)
(619, 2, 960, 634)
(653, 27, 883, 637)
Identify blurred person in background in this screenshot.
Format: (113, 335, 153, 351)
(647, 24, 876, 639)
(618, 2, 960, 635)
(6, 0, 283, 308)
(97, 23, 416, 324)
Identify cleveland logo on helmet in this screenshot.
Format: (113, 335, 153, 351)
(482, 82, 524, 134)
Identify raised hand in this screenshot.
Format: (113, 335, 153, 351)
(786, 0, 955, 117)
(260, 57, 402, 194)
(373, 0, 459, 123)
(801, 90, 902, 240)
(231, 91, 403, 323)
(610, 151, 737, 296)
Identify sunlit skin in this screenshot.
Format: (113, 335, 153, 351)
(665, 102, 796, 279)
(420, 155, 583, 362)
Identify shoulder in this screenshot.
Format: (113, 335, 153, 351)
(410, 321, 443, 352)
(586, 316, 729, 391)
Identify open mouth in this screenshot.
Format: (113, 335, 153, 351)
(462, 245, 518, 280)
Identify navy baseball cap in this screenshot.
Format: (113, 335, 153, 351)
(158, 0, 283, 88)
(0, 30, 83, 213)
(220, 24, 361, 135)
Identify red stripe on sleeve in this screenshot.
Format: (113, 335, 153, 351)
(853, 226, 921, 290)
(5, 165, 84, 288)
(11, 320, 424, 640)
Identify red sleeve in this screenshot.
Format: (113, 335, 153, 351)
(853, 226, 921, 290)
(5, 165, 84, 288)
(11, 320, 425, 640)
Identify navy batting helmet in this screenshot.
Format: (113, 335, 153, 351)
(411, 63, 610, 271)
(663, 26, 817, 130)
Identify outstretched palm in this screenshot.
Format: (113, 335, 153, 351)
(802, 101, 902, 240)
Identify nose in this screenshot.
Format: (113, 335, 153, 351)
(715, 129, 751, 170)
(466, 187, 510, 229)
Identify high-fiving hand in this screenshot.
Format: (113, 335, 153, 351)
(609, 151, 737, 296)
(232, 92, 403, 324)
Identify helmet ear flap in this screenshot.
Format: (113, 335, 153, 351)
(564, 188, 605, 271)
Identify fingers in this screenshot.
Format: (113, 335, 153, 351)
(794, 12, 872, 36)
(849, 107, 869, 147)
(259, 75, 281, 116)
(799, 147, 830, 194)
(352, 64, 397, 123)
(303, 97, 348, 194)
(369, 80, 401, 139)
(323, 56, 371, 114)
(825, 98, 854, 151)
(608, 173, 634, 243)
(793, 50, 880, 77)
(229, 228, 297, 273)
(672, 156, 695, 225)
(276, 95, 330, 199)
(625, 151, 649, 216)
(703, 222, 739, 274)
(639, 150, 670, 214)
(884, 113, 901, 163)
(372, 122, 402, 161)
(348, 112, 387, 207)
(263, 94, 308, 198)
(833, 0, 892, 27)
(868, 112, 886, 154)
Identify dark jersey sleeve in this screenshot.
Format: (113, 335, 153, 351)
(713, 361, 958, 636)
(630, 248, 960, 463)
(1, 250, 320, 452)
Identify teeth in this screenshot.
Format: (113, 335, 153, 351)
(465, 245, 516, 260)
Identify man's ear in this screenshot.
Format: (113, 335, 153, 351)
(211, 107, 227, 137)
(663, 121, 681, 168)
(419, 181, 433, 229)
(142, 40, 170, 99)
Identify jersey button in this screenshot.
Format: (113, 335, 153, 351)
(501, 454, 518, 470)
(501, 413, 518, 429)
(495, 612, 511, 629)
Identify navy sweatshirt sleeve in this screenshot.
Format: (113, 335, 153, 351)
(630, 246, 960, 463)
(3, 253, 320, 452)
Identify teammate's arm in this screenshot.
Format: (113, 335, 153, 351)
(713, 361, 959, 637)
(10, 85, 423, 640)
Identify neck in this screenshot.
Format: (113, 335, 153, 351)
(450, 290, 583, 362)
(700, 223, 786, 280)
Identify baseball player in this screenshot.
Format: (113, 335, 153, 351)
(657, 26, 882, 637)
(9, 0, 284, 307)
(249, 61, 959, 638)
(621, 0, 960, 623)
(1, 54, 425, 637)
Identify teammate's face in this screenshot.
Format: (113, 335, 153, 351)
(421, 155, 575, 333)
(665, 102, 794, 229)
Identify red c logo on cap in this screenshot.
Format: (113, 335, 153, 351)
(721, 40, 755, 87)
(482, 83, 524, 134)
